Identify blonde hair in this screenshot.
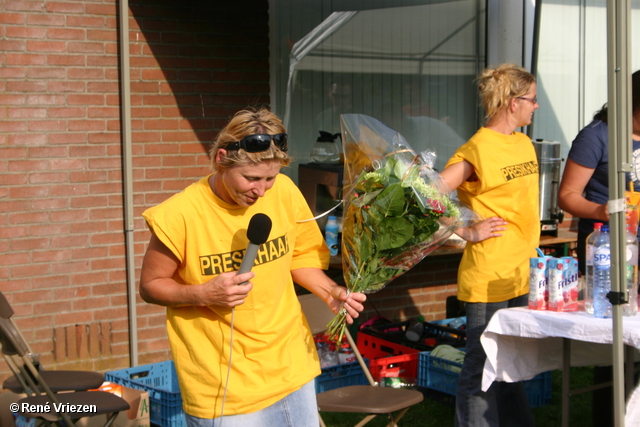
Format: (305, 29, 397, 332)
(210, 107, 292, 172)
(476, 64, 536, 122)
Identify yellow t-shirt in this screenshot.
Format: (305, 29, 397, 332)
(142, 174, 328, 417)
(445, 127, 540, 303)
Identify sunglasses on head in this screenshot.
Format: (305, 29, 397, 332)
(225, 133, 288, 153)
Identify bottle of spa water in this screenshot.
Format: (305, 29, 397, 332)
(584, 222, 603, 314)
(593, 225, 612, 318)
(624, 226, 638, 316)
(325, 216, 339, 256)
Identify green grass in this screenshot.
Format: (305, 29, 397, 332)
(320, 367, 595, 427)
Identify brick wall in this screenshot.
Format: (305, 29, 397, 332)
(0, 0, 269, 382)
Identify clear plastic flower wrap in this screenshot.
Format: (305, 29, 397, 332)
(326, 114, 474, 341)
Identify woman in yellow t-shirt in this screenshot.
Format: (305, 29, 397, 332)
(440, 64, 540, 427)
(139, 107, 366, 427)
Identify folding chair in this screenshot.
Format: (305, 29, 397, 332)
(299, 293, 424, 427)
(0, 291, 104, 395)
(0, 292, 129, 426)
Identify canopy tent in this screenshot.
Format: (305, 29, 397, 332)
(284, 2, 483, 132)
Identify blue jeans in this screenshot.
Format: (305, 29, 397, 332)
(185, 380, 319, 427)
(455, 295, 535, 427)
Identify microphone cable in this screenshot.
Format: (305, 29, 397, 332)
(219, 307, 235, 427)
(218, 213, 272, 425)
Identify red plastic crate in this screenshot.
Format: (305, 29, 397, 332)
(357, 332, 420, 381)
(368, 353, 421, 381)
(357, 331, 420, 359)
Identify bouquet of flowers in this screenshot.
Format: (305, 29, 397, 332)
(326, 114, 466, 342)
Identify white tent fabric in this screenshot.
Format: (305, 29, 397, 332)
(283, 3, 481, 130)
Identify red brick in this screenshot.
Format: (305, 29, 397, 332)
(5, 26, 46, 38)
(49, 158, 88, 170)
(7, 133, 47, 145)
(141, 69, 173, 81)
(48, 107, 87, 118)
(88, 107, 119, 118)
(0, 12, 25, 24)
(85, 3, 116, 15)
(68, 168, 110, 183)
(87, 133, 120, 144)
(6, 80, 47, 92)
(26, 40, 66, 52)
(27, 94, 66, 105)
(49, 133, 87, 144)
(67, 67, 104, 79)
(27, 67, 66, 78)
(28, 120, 68, 132)
(0, 147, 28, 159)
(49, 209, 89, 223)
(45, 1, 85, 13)
(49, 183, 89, 197)
(8, 107, 47, 119)
(26, 13, 65, 26)
(0, 94, 27, 104)
(86, 29, 117, 41)
(47, 27, 86, 40)
(87, 81, 119, 92)
(86, 55, 118, 67)
(5, 1, 46, 12)
(131, 107, 161, 118)
(47, 54, 85, 66)
(144, 119, 180, 130)
(66, 14, 105, 27)
(67, 41, 105, 53)
(0, 67, 27, 78)
(68, 120, 106, 131)
(47, 81, 85, 92)
(29, 171, 69, 183)
(0, 40, 26, 51)
(68, 94, 105, 105)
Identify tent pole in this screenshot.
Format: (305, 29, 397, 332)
(606, 0, 632, 426)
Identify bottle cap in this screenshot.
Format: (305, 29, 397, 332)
(328, 215, 337, 221)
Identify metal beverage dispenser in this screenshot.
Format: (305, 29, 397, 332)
(533, 139, 564, 236)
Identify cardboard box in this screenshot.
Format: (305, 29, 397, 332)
(79, 382, 150, 427)
(0, 391, 23, 427)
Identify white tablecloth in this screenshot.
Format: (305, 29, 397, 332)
(480, 307, 640, 391)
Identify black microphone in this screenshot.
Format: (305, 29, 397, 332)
(238, 213, 272, 284)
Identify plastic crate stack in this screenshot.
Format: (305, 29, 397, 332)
(356, 316, 467, 384)
(106, 361, 185, 427)
(417, 349, 553, 408)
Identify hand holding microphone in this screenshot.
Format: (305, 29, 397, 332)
(237, 213, 272, 284)
(202, 213, 272, 307)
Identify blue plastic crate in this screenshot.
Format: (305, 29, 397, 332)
(315, 359, 369, 393)
(417, 350, 552, 408)
(106, 361, 186, 427)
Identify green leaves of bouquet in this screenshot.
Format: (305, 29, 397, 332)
(328, 152, 460, 342)
(343, 155, 459, 294)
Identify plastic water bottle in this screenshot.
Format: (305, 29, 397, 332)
(624, 226, 638, 316)
(584, 222, 603, 314)
(338, 342, 356, 365)
(321, 343, 339, 367)
(593, 224, 612, 318)
(325, 216, 339, 256)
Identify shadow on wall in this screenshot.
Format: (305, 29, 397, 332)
(127, 0, 272, 154)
